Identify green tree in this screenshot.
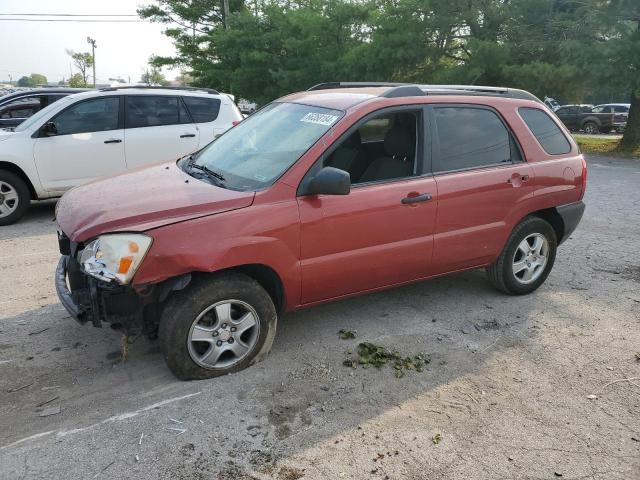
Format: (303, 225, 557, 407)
(17, 76, 34, 87)
(68, 73, 87, 88)
(140, 65, 169, 86)
(66, 50, 94, 86)
(138, 0, 640, 150)
(30, 73, 48, 86)
(17, 73, 48, 87)
(595, 0, 640, 150)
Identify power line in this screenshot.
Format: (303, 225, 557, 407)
(0, 18, 143, 23)
(0, 13, 138, 17)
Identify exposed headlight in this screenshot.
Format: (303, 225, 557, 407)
(79, 234, 152, 285)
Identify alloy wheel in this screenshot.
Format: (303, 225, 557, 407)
(0, 181, 19, 218)
(512, 233, 549, 284)
(187, 299, 260, 370)
(583, 123, 598, 134)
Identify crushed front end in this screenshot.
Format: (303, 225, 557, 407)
(55, 230, 189, 336)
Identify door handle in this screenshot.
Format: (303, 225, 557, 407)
(401, 193, 432, 204)
(507, 174, 529, 184)
(104, 139, 122, 144)
(180, 133, 196, 138)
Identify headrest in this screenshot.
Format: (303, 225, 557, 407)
(384, 126, 413, 159)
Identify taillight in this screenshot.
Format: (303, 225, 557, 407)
(232, 120, 241, 127)
(580, 156, 587, 200)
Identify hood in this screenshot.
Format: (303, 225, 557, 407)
(56, 162, 255, 242)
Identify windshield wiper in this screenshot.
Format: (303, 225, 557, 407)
(188, 162, 226, 185)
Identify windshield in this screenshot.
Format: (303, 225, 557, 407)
(14, 95, 75, 132)
(188, 102, 343, 190)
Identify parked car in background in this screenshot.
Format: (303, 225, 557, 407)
(554, 104, 615, 134)
(592, 103, 630, 132)
(54, 82, 586, 380)
(544, 96, 561, 111)
(0, 86, 243, 225)
(0, 88, 88, 128)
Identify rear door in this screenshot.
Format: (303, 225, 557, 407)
(555, 106, 578, 130)
(429, 104, 534, 274)
(181, 95, 227, 146)
(123, 95, 199, 168)
(33, 96, 126, 192)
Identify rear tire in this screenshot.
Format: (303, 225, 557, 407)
(0, 170, 30, 226)
(486, 217, 557, 295)
(159, 273, 277, 380)
(582, 121, 599, 135)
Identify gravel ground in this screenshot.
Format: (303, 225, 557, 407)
(1, 154, 639, 480)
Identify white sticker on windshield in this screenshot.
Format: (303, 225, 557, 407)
(300, 112, 339, 126)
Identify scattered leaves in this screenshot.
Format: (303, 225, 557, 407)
(432, 433, 442, 445)
(343, 342, 430, 378)
(338, 329, 356, 339)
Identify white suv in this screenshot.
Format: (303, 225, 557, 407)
(0, 86, 243, 225)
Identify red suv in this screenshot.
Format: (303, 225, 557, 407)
(55, 83, 586, 380)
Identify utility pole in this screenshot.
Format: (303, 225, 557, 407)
(87, 36, 97, 87)
(223, 0, 230, 29)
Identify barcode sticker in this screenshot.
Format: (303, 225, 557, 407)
(300, 112, 339, 126)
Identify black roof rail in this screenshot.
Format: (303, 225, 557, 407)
(99, 85, 221, 95)
(306, 82, 542, 103)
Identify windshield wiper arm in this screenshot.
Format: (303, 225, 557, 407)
(188, 162, 226, 184)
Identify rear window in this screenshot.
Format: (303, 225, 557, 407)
(519, 107, 571, 155)
(182, 96, 221, 123)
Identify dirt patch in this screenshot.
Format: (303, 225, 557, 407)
(278, 466, 305, 480)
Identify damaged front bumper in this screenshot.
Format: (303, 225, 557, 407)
(55, 254, 145, 329)
(55, 231, 190, 333)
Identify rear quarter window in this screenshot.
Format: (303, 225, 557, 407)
(182, 97, 221, 123)
(519, 107, 571, 155)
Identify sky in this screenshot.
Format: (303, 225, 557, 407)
(0, 0, 179, 84)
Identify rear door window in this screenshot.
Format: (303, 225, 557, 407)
(519, 107, 571, 155)
(432, 106, 513, 172)
(125, 96, 184, 128)
(10, 107, 37, 118)
(182, 97, 221, 123)
(0, 96, 45, 117)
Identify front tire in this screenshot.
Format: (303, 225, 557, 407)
(486, 217, 557, 295)
(0, 170, 30, 226)
(159, 273, 277, 380)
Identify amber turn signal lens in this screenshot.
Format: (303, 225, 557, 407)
(118, 256, 134, 274)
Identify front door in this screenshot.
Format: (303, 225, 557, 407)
(297, 108, 437, 304)
(428, 104, 534, 273)
(33, 96, 126, 192)
(123, 95, 199, 168)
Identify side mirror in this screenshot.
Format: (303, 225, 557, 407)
(41, 122, 57, 137)
(305, 167, 351, 196)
